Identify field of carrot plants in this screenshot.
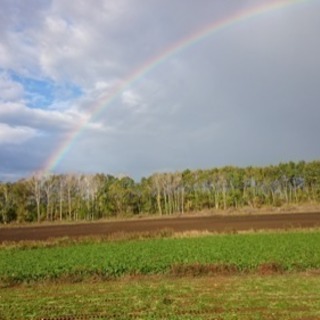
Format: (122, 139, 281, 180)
(1, 230, 320, 285)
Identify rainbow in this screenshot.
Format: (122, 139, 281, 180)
(39, 0, 311, 176)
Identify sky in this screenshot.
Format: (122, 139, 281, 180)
(0, 0, 320, 181)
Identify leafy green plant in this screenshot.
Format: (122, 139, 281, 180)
(0, 231, 320, 285)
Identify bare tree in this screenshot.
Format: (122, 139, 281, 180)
(42, 174, 56, 221)
(57, 175, 66, 221)
(151, 173, 162, 216)
(65, 174, 78, 220)
(27, 175, 42, 222)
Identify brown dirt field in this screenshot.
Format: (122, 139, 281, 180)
(0, 212, 319, 242)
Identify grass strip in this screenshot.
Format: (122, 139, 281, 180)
(1, 274, 320, 319)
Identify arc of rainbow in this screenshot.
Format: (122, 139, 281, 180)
(39, 0, 311, 176)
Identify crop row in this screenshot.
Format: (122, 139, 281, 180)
(1, 231, 320, 284)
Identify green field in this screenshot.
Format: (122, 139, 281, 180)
(1, 274, 320, 319)
(1, 231, 320, 319)
(1, 231, 320, 285)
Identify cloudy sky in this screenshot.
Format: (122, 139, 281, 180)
(0, 0, 319, 181)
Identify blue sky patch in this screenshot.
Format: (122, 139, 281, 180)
(9, 71, 82, 108)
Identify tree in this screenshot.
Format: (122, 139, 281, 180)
(42, 174, 56, 221)
(27, 175, 42, 222)
(151, 173, 163, 216)
(1, 160, 320, 224)
(0, 182, 16, 223)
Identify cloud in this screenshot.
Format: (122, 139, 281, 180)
(0, 123, 38, 144)
(0, 0, 320, 180)
(121, 90, 148, 115)
(0, 101, 81, 132)
(29, 1, 132, 85)
(0, 72, 24, 101)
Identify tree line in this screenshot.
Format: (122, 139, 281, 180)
(0, 160, 319, 223)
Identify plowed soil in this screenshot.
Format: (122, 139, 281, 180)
(0, 212, 319, 242)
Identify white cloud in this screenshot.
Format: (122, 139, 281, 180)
(94, 81, 112, 91)
(0, 101, 86, 132)
(0, 44, 10, 67)
(0, 0, 130, 84)
(122, 90, 142, 108)
(0, 73, 24, 102)
(0, 123, 38, 144)
(31, 1, 131, 85)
